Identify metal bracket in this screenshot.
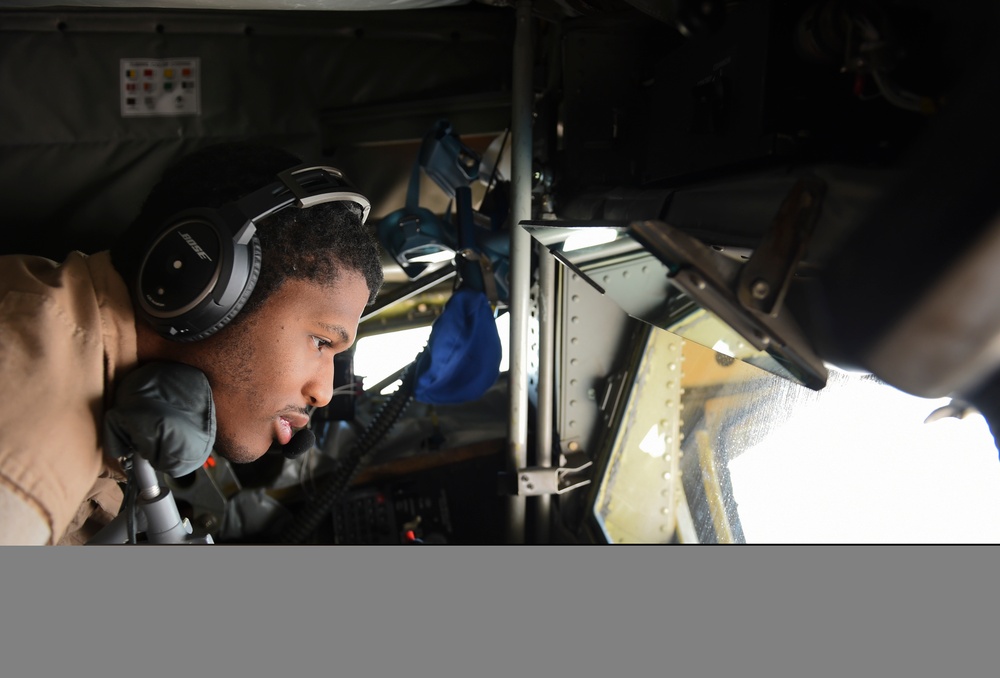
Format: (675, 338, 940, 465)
(499, 454, 594, 496)
(516, 462, 593, 496)
(628, 178, 829, 390)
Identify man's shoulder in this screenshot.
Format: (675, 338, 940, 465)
(0, 251, 93, 293)
(0, 250, 129, 299)
(0, 250, 133, 345)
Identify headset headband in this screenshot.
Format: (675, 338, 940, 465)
(235, 165, 371, 233)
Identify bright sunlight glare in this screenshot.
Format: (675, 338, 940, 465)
(562, 228, 619, 253)
(727, 369, 1000, 543)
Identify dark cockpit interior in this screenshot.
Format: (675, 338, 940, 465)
(3, 0, 1000, 544)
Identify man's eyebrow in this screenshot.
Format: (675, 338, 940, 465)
(317, 322, 350, 343)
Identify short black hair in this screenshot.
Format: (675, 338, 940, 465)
(111, 142, 384, 322)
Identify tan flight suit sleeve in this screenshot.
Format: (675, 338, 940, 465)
(0, 484, 50, 544)
(0, 252, 134, 544)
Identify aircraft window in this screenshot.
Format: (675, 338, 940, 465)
(354, 326, 434, 394)
(594, 328, 1000, 544)
(354, 312, 510, 394)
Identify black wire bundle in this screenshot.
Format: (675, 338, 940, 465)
(279, 355, 420, 545)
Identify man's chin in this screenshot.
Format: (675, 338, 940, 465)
(213, 434, 270, 464)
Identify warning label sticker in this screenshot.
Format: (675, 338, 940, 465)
(121, 58, 201, 117)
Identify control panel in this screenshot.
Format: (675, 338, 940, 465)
(329, 453, 507, 545)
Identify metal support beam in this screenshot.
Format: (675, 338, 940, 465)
(535, 245, 556, 542)
(506, 0, 533, 544)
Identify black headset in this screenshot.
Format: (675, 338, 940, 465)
(136, 164, 371, 342)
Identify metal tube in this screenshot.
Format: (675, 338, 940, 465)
(535, 245, 557, 543)
(132, 456, 162, 500)
(506, 0, 534, 544)
(360, 263, 456, 323)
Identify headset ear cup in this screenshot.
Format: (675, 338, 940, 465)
(138, 164, 365, 341)
(182, 234, 262, 342)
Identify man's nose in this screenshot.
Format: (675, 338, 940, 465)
(304, 358, 335, 408)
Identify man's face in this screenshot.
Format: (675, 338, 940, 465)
(185, 272, 370, 463)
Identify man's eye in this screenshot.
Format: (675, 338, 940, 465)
(313, 336, 334, 351)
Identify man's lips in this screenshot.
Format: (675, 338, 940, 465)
(275, 411, 311, 446)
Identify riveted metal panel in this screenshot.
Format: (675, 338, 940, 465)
(555, 264, 637, 459)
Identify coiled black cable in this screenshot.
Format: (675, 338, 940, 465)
(280, 354, 420, 545)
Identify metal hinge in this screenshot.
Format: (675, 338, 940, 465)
(628, 177, 830, 390)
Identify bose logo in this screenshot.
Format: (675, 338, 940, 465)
(179, 232, 213, 262)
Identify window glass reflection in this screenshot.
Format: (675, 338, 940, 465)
(678, 337, 1000, 543)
